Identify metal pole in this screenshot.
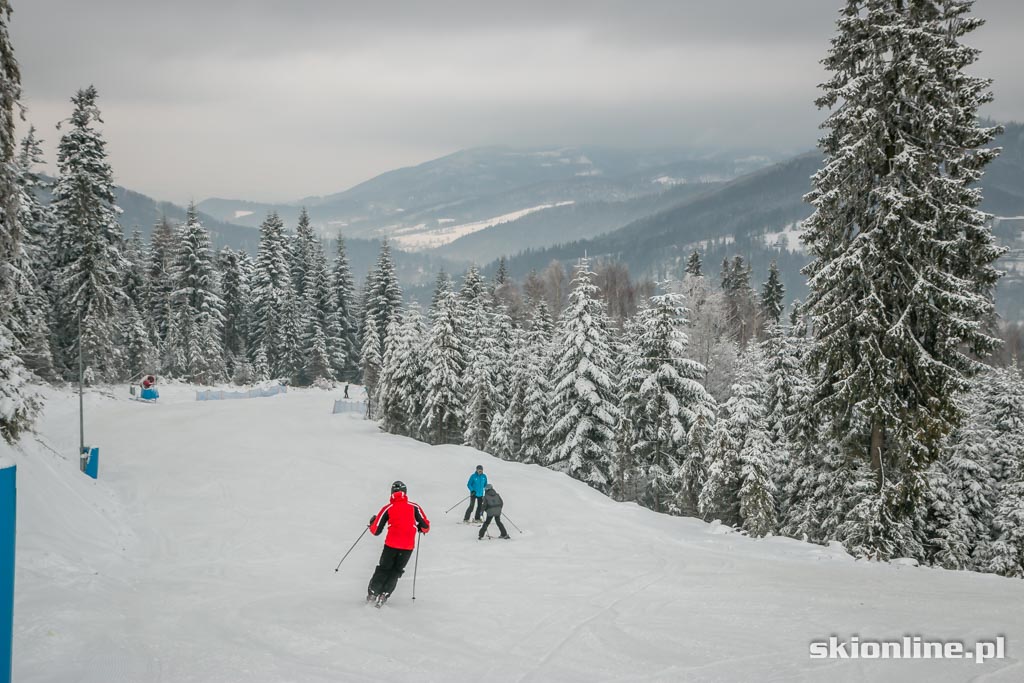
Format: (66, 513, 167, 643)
(78, 312, 86, 472)
(411, 533, 422, 601)
(444, 495, 469, 514)
(333, 526, 370, 572)
(502, 512, 523, 534)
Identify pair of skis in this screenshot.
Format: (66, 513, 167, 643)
(366, 592, 390, 608)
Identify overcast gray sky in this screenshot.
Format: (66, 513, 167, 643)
(11, 1, 1024, 204)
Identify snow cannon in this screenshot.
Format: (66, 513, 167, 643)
(139, 374, 159, 401)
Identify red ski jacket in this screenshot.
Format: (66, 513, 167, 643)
(370, 492, 430, 550)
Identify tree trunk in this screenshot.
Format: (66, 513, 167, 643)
(870, 418, 885, 491)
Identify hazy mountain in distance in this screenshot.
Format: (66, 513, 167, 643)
(38, 180, 463, 290)
(496, 122, 1024, 321)
(196, 145, 780, 242)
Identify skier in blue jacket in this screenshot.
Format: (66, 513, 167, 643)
(464, 465, 487, 523)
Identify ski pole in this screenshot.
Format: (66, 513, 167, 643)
(412, 533, 422, 601)
(444, 495, 470, 514)
(502, 512, 523, 534)
(334, 526, 370, 572)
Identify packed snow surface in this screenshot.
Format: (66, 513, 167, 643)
(7, 386, 1024, 682)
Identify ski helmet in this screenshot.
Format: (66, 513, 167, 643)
(391, 480, 407, 494)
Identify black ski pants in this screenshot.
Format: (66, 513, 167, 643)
(479, 509, 507, 538)
(464, 493, 483, 522)
(368, 545, 413, 596)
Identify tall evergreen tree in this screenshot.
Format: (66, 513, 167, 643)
(546, 258, 620, 492)
(298, 237, 340, 385)
(364, 239, 403, 359)
(168, 205, 224, 383)
(218, 247, 250, 381)
(420, 290, 466, 444)
(377, 306, 428, 436)
(0, 0, 38, 440)
(148, 217, 178, 357)
(11, 126, 55, 380)
(519, 301, 554, 464)
(249, 212, 292, 377)
(619, 286, 715, 512)
(331, 232, 359, 381)
(360, 317, 383, 418)
(759, 260, 785, 330)
(50, 86, 127, 381)
(802, 0, 1004, 559)
(685, 250, 703, 277)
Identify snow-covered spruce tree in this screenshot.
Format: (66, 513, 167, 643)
(429, 269, 454, 321)
(360, 317, 383, 419)
(726, 347, 777, 535)
(297, 237, 340, 386)
(486, 326, 528, 460)
(331, 232, 359, 381)
(50, 86, 127, 381)
(364, 239, 402, 359)
(685, 250, 702, 277)
(519, 301, 554, 464)
(720, 255, 756, 349)
(677, 410, 712, 517)
(148, 217, 178, 365)
(218, 247, 250, 381)
(377, 306, 427, 436)
(168, 205, 224, 383)
(121, 303, 155, 381)
(802, 0, 1004, 561)
(117, 229, 155, 379)
(11, 126, 55, 380)
(759, 260, 785, 333)
(419, 290, 467, 444)
(698, 416, 740, 524)
(248, 211, 292, 378)
(619, 286, 715, 513)
(0, 0, 38, 441)
(972, 366, 1024, 576)
(462, 294, 500, 451)
(289, 208, 315, 301)
(545, 258, 620, 493)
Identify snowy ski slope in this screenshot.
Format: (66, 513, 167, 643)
(6, 386, 1024, 682)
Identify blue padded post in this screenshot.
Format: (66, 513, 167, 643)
(0, 464, 15, 683)
(84, 447, 99, 480)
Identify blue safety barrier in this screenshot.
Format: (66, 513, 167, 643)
(84, 447, 99, 480)
(1, 464, 15, 683)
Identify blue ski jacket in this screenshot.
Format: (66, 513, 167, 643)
(467, 471, 488, 497)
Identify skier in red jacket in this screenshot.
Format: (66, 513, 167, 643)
(366, 481, 430, 605)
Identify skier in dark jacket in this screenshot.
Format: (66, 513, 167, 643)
(464, 465, 487, 523)
(367, 481, 430, 605)
(478, 483, 509, 540)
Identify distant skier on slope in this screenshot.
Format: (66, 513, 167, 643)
(366, 480, 430, 606)
(464, 465, 487, 523)
(478, 484, 510, 540)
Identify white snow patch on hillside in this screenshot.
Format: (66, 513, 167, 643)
(9, 385, 1024, 682)
(762, 222, 806, 253)
(233, 210, 254, 219)
(654, 175, 689, 186)
(390, 202, 576, 250)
